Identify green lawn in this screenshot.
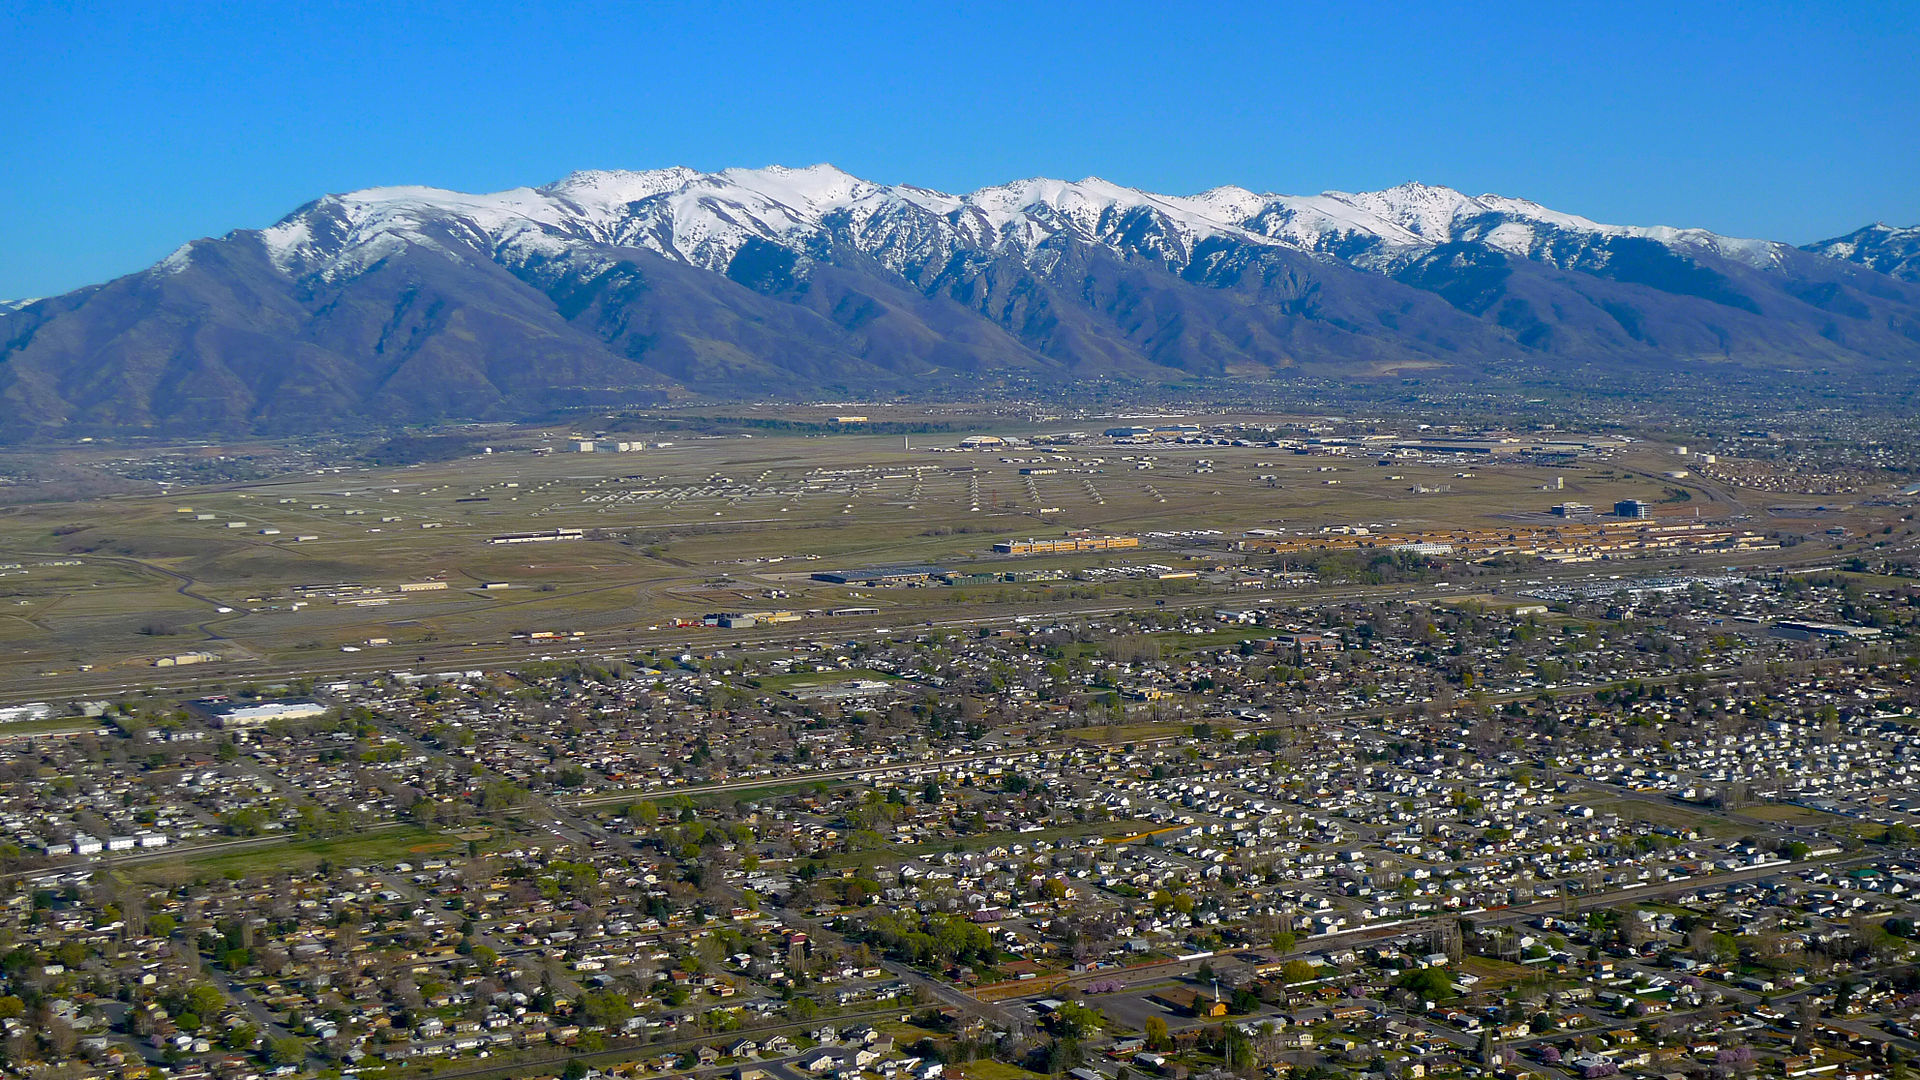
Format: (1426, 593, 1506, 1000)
(952, 1061, 1050, 1080)
(130, 825, 460, 880)
(0, 717, 111, 736)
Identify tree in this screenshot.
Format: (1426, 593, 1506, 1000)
(1144, 1015, 1171, 1051)
(267, 1037, 308, 1066)
(1044, 1037, 1086, 1074)
(1224, 1023, 1258, 1070)
(1394, 966, 1453, 1003)
(579, 990, 632, 1029)
(1052, 1002, 1102, 1039)
(187, 984, 225, 1017)
(1835, 979, 1857, 1015)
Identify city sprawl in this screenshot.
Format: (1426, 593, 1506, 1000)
(1, 407, 1919, 1080)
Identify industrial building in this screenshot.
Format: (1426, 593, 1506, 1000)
(1768, 620, 1883, 642)
(993, 534, 1140, 556)
(1270, 631, 1338, 654)
(488, 528, 586, 545)
(1391, 438, 1523, 456)
(153, 652, 218, 668)
(207, 700, 330, 729)
(702, 610, 803, 629)
(811, 564, 950, 586)
(0, 703, 53, 724)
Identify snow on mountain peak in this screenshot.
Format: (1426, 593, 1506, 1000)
(1809, 222, 1920, 259)
(1304, 182, 1787, 267)
(1324, 182, 1483, 241)
(713, 163, 878, 212)
(1172, 185, 1270, 224)
(1798, 222, 1920, 281)
(957, 175, 1281, 257)
(539, 167, 703, 210)
(167, 164, 1800, 284)
(1473, 193, 1608, 233)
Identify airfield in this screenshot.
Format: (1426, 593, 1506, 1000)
(0, 416, 1881, 699)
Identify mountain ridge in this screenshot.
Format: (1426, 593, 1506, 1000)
(1801, 223, 1920, 283)
(3, 164, 1918, 440)
(219, 165, 1798, 282)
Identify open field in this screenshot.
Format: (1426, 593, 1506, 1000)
(1584, 797, 1740, 836)
(1458, 955, 1545, 990)
(122, 825, 461, 881)
(0, 417, 1894, 696)
(947, 1061, 1050, 1080)
(1739, 803, 1856, 827)
(0, 716, 111, 737)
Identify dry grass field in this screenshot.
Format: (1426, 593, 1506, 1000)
(0, 419, 1842, 694)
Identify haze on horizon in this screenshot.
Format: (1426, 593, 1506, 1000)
(1, 0, 1916, 301)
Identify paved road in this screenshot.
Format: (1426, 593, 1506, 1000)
(339, 1004, 906, 1080)
(14, 649, 1859, 888)
(1040, 853, 1862, 1000)
(873, 956, 1015, 1027)
(180, 929, 302, 1045)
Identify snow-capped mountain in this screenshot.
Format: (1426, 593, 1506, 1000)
(4, 164, 1918, 439)
(1803, 223, 1920, 283)
(183, 165, 1793, 284)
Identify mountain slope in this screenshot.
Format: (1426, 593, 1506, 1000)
(4, 165, 1919, 438)
(1804, 224, 1920, 283)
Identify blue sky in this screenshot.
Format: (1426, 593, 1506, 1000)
(2, 0, 1916, 299)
